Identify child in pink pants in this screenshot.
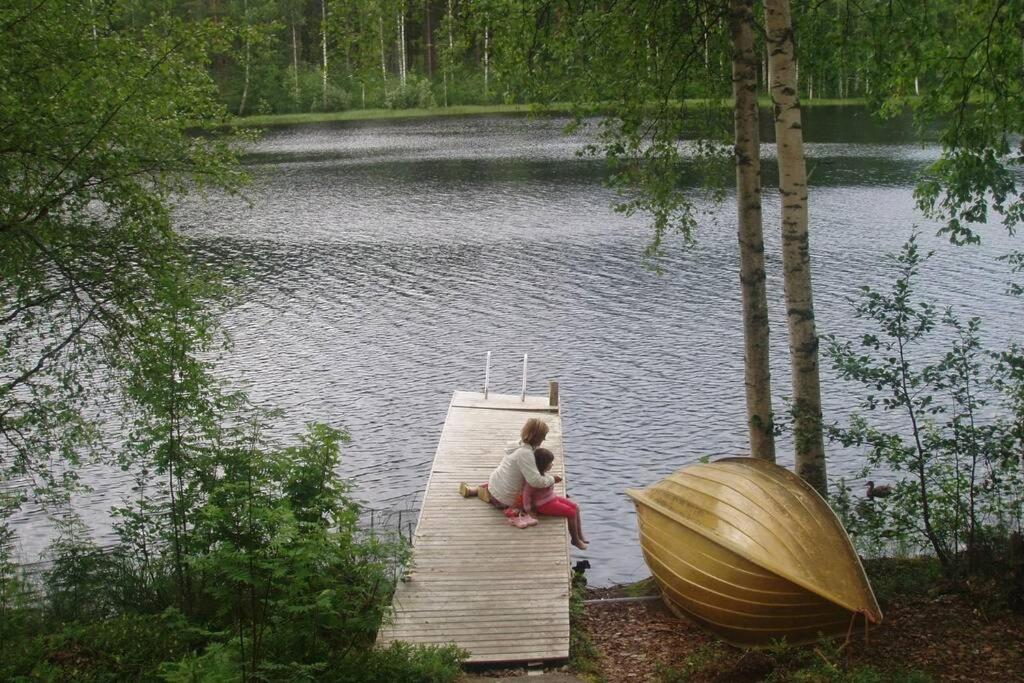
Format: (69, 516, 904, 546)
(522, 447, 588, 550)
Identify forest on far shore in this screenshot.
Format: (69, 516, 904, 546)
(137, 0, 921, 115)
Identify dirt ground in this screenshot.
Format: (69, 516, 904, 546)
(580, 591, 1024, 682)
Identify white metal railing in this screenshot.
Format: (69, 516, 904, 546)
(482, 353, 554, 406)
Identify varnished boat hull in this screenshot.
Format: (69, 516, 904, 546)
(627, 457, 881, 647)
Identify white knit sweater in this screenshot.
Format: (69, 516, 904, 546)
(487, 441, 556, 506)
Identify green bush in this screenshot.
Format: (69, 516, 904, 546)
(158, 643, 250, 683)
(862, 557, 944, 605)
(330, 642, 466, 683)
(826, 235, 1024, 577)
(569, 570, 600, 676)
(385, 74, 438, 109)
(4, 609, 209, 682)
(43, 519, 121, 624)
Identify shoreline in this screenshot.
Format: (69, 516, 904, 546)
(228, 97, 872, 128)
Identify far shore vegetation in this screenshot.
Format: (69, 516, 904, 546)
(229, 98, 873, 128)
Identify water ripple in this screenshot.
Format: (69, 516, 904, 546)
(9, 112, 1020, 587)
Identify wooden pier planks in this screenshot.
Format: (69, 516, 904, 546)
(377, 391, 570, 664)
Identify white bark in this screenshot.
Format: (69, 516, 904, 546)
(765, 0, 827, 494)
(321, 0, 328, 109)
(731, 0, 777, 462)
(444, 0, 455, 106)
(483, 23, 490, 98)
(292, 24, 300, 102)
(238, 0, 250, 116)
(397, 9, 407, 85)
(379, 14, 387, 85)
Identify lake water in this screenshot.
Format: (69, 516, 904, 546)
(11, 109, 1022, 586)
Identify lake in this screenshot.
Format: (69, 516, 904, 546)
(11, 108, 1021, 586)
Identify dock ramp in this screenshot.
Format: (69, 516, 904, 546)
(377, 390, 571, 664)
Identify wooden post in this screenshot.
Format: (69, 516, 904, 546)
(483, 351, 491, 399)
(548, 380, 559, 407)
(520, 353, 528, 402)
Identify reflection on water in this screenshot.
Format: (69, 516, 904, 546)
(10, 109, 1019, 586)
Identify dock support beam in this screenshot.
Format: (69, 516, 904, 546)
(548, 380, 559, 407)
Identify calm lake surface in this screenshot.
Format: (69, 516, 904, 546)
(12, 108, 1022, 585)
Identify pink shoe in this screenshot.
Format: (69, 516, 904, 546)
(520, 513, 538, 527)
(508, 514, 530, 529)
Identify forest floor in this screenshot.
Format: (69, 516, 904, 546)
(576, 560, 1024, 682)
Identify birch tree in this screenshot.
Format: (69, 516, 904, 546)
(397, 1, 408, 85)
(321, 0, 329, 109)
(441, 0, 456, 106)
(765, 0, 827, 493)
(498, 2, 781, 461)
(730, 0, 776, 461)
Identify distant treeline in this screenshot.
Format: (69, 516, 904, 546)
(118, 1, 911, 116)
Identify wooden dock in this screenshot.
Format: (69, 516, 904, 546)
(377, 390, 571, 664)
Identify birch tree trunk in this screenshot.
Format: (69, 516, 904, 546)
(291, 24, 300, 102)
(397, 5, 407, 86)
(239, 46, 251, 115)
(730, 0, 776, 462)
(765, 0, 827, 494)
(444, 0, 455, 106)
(321, 0, 328, 110)
(238, 0, 250, 116)
(483, 23, 490, 99)
(379, 14, 388, 90)
(425, 2, 434, 78)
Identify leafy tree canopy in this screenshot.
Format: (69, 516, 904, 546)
(828, 0, 1024, 245)
(0, 1, 244, 493)
(495, 0, 734, 263)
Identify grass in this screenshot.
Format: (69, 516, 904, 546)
(228, 97, 874, 128)
(570, 573, 604, 681)
(862, 557, 945, 605)
(623, 576, 660, 597)
(229, 104, 549, 127)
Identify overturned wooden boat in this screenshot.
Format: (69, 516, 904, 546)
(625, 457, 882, 647)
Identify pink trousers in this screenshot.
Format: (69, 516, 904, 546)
(536, 496, 579, 518)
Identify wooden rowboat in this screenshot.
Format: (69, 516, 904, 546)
(625, 457, 882, 647)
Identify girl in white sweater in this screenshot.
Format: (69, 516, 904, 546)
(459, 417, 561, 507)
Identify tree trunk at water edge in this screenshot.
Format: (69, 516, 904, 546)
(765, 0, 827, 494)
(730, 0, 776, 462)
(321, 0, 328, 110)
